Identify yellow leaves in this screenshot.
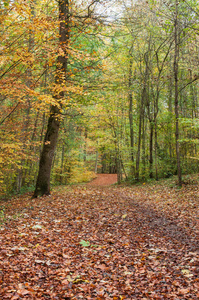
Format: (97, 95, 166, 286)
(0, 132, 41, 195)
(73, 278, 89, 284)
(63, 85, 83, 95)
(1, 142, 23, 151)
(62, 274, 89, 285)
(58, 47, 65, 57)
(58, 158, 95, 184)
(13, 49, 35, 66)
(48, 57, 56, 67)
(26, 81, 83, 113)
(122, 214, 127, 219)
(0, 55, 8, 67)
(52, 83, 83, 99)
(13, 1, 32, 18)
(33, 96, 54, 112)
(38, 94, 54, 106)
(181, 269, 193, 278)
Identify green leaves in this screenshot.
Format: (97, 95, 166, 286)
(79, 239, 98, 248)
(79, 239, 90, 247)
(3, 1, 10, 7)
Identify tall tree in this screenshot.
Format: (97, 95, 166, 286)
(173, 0, 182, 186)
(33, 0, 69, 197)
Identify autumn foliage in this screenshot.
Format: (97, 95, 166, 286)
(0, 178, 198, 299)
(1, 0, 199, 196)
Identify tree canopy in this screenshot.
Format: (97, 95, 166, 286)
(1, 0, 199, 196)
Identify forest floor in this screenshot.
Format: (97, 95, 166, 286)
(87, 174, 118, 186)
(0, 175, 199, 299)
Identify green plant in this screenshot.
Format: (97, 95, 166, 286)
(0, 209, 6, 224)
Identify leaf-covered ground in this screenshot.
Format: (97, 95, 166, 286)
(87, 174, 117, 186)
(0, 179, 198, 299)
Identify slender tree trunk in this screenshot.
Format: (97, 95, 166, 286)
(116, 151, 122, 184)
(142, 111, 146, 176)
(95, 151, 98, 173)
(34, 0, 69, 197)
(154, 120, 158, 180)
(149, 121, 153, 178)
(174, 0, 182, 186)
(154, 92, 159, 181)
(136, 55, 148, 181)
(84, 128, 87, 162)
(27, 110, 39, 178)
(135, 93, 144, 181)
(60, 141, 65, 184)
(128, 56, 135, 176)
(168, 64, 173, 159)
(17, 1, 35, 192)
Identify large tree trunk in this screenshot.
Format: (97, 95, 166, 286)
(33, 0, 69, 197)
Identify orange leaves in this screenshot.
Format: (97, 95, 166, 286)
(14, 50, 35, 67)
(94, 263, 109, 271)
(0, 183, 199, 298)
(13, 1, 32, 17)
(10, 283, 35, 299)
(178, 288, 190, 295)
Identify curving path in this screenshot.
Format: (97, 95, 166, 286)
(87, 173, 117, 186)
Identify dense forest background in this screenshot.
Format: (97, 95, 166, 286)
(1, 0, 199, 196)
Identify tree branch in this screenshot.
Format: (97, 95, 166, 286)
(179, 75, 199, 93)
(0, 102, 19, 126)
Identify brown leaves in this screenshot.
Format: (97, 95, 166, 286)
(0, 183, 198, 299)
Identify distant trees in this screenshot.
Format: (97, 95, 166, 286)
(92, 0, 199, 183)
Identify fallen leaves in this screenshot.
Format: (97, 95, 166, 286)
(122, 214, 127, 219)
(0, 182, 198, 299)
(79, 239, 90, 247)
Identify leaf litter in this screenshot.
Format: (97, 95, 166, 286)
(0, 181, 198, 299)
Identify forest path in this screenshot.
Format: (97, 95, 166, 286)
(87, 173, 118, 186)
(0, 183, 198, 299)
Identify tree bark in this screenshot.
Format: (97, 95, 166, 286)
(33, 0, 69, 197)
(135, 90, 145, 181)
(95, 151, 98, 173)
(149, 121, 153, 178)
(135, 52, 148, 181)
(154, 120, 158, 180)
(174, 0, 182, 186)
(128, 56, 135, 176)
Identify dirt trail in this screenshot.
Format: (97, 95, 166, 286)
(87, 173, 117, 186)
(0, 182, 198, 299)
